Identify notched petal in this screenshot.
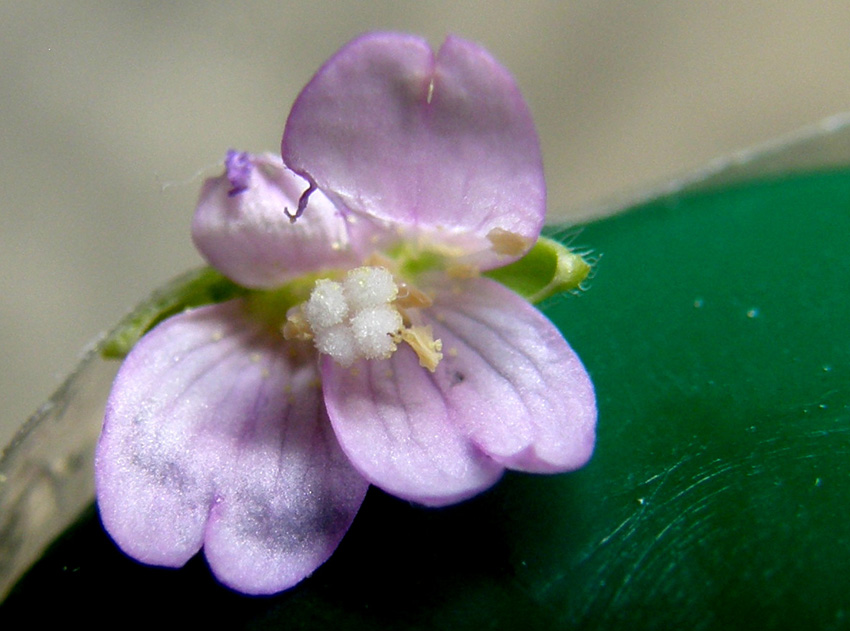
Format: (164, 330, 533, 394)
(321, 275, 595, 505)
(282, 32, 545, 269)
(95, 301, 368, 594)
(203, 393, 369, 595)
(427, 277, 597, 473)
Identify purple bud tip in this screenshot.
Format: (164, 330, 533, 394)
(225, 150, 253, 196)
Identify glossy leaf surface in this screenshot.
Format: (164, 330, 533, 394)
(4, 169, 850, 629)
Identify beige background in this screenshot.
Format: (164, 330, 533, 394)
(2, 2, 850, 447)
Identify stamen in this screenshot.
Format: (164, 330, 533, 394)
(487, 227, 531, 256)
(395, 283, 433, 309)
(446, 263, 479, 279)
(363, 251, 396, 270)
(401, 326, 443, 373)
(282, 308, 312, 341)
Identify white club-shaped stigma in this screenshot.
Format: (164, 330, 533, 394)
(303, 267, 403, 366)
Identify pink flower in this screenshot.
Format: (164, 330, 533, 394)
(95, 32, 596, 595)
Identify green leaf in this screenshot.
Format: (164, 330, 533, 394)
(100, 267, 246, 359)
(484, 236, 591, 303)
(5, 169, 850, 629)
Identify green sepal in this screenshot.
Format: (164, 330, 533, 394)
(484, 235, 591, 303)
(100, 267, 247, 359)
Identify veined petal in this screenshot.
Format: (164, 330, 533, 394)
(192, 152, 356, 288)
(322, 352, 504, 507)
(427, 277, 597, 472)
(282, 33, 545, 269)
(95, 301, 368, 595)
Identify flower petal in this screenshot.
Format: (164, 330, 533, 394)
(282, 33, 545, 269)
(192, 152, 356, 288)
(322, 275, 595, 504)
(95, 301, 368, 594)
(322, 351, 504, 507)
(427, 277, 597, 472)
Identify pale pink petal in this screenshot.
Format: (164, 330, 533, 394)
(192, 152, 357, 288)
(321, 351, 504, 507)
(427, 277, 596, 472)
(282, 33, 545, 269)
(322, 277, 594, 502)
(95, 301, 368, 595)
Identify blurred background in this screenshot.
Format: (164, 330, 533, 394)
(2, 1, 850, 446)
